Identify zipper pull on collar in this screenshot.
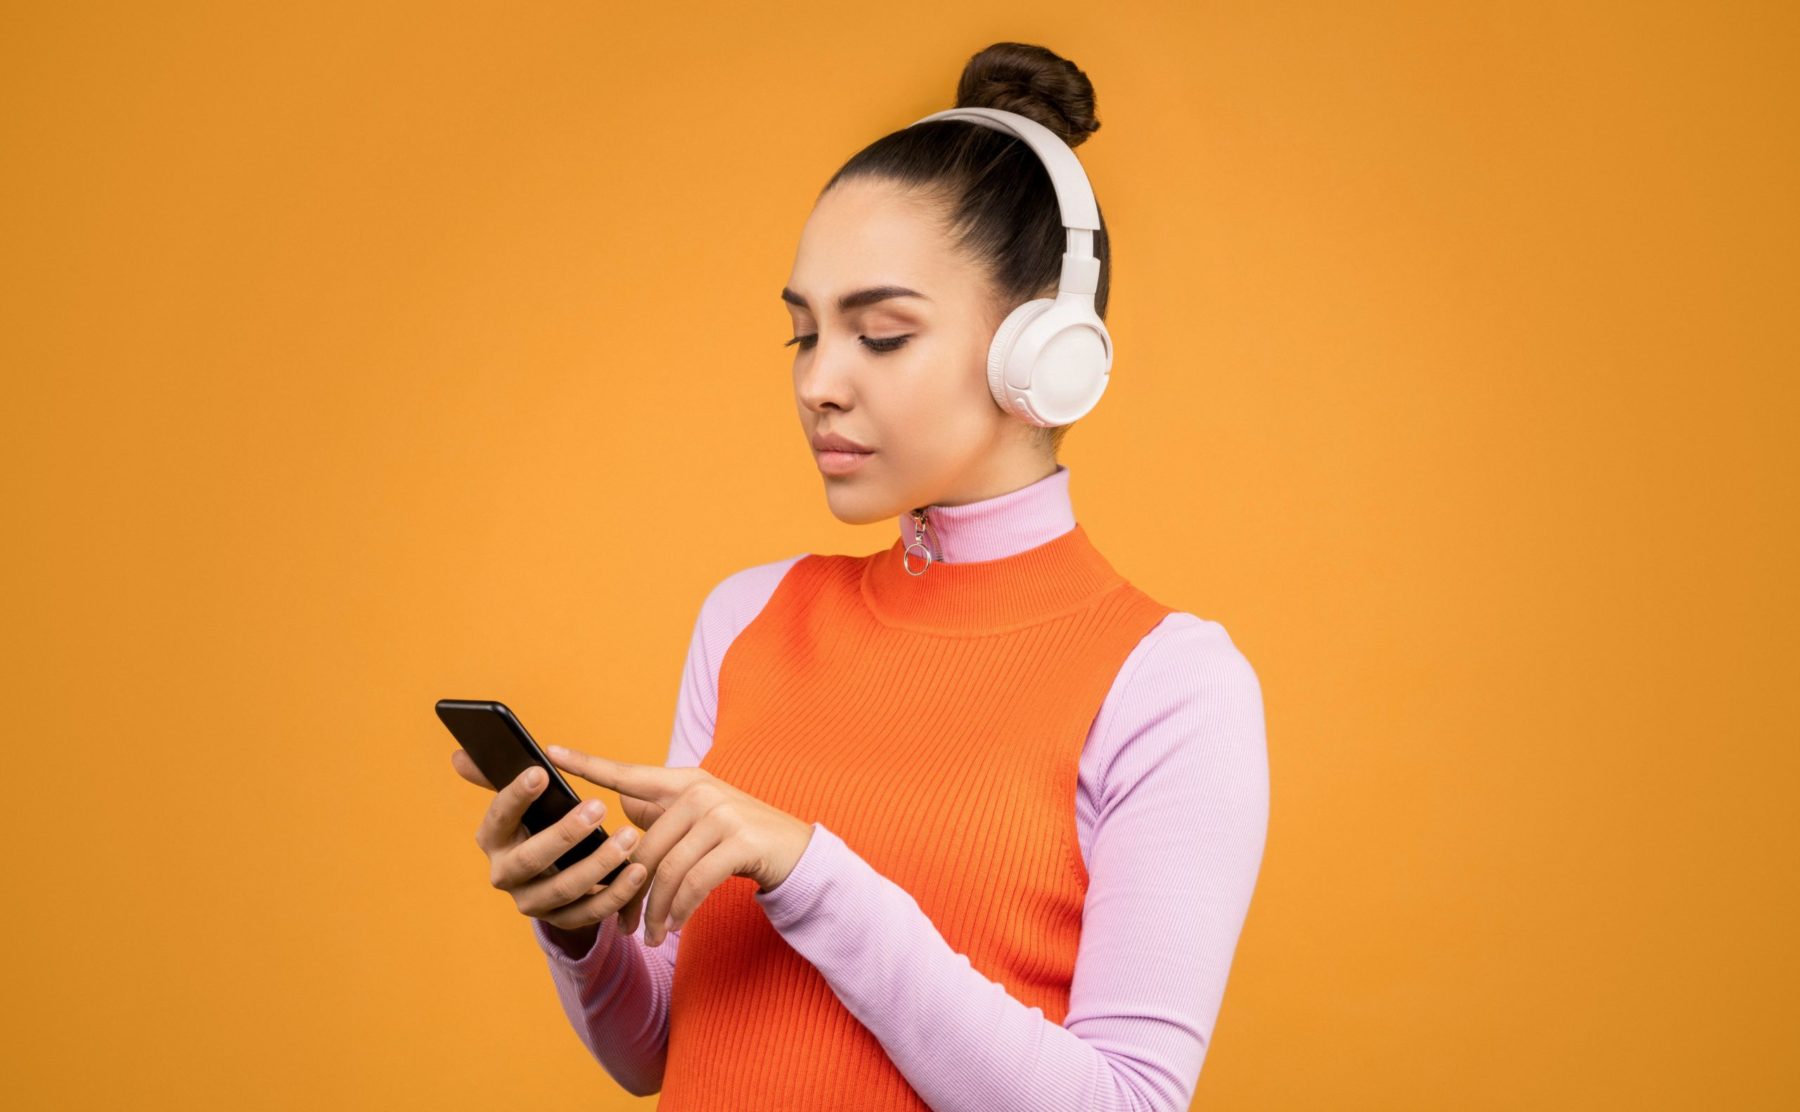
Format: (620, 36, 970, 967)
(903, 506, 940, 576)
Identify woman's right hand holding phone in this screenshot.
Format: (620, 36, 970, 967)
(451, 750, 650, 948)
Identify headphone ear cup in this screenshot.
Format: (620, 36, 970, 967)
(989, 299, 1113, 426)
(987, 298, 1056, 420)
(1025, 309, 1111, 425)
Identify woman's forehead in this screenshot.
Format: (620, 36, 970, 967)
(788, 181, 968, 305)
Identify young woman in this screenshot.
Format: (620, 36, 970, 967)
(453, 42, 1269, 1112)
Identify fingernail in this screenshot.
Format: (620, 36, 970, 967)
(547, 745, 567, 755)
(615, 828, 638, 849)
(581, 800, 604, 821)
(525, 768, 542, 788)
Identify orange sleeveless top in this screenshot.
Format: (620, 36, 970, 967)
(656, 523, 1172, 1110)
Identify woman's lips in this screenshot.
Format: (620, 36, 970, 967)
(816, 448, 874, 476)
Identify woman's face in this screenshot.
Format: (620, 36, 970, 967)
(782, 176, 1053, 526)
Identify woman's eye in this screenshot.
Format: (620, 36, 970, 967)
(783, 334, 912, 354)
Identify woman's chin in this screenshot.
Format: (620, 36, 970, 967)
(820, 478, 899, 527)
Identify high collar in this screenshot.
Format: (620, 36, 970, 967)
(890, 463, 1076, 563)
(860, 464, 1126, 633)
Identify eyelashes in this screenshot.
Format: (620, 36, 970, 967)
(784, 334, 912, 355)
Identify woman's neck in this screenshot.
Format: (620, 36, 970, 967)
(893, 463, 1075, 564)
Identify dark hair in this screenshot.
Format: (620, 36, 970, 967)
(821, 42, 1107, 453)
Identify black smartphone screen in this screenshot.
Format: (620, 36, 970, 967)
(435, 699, 625, 883)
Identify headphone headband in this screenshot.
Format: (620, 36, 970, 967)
(911, 107, 1101, 231)
(905, 105, 1114, 430)
(911, 107, 1101, 299)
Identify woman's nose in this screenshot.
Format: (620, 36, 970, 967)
(794, 337, 855, 412)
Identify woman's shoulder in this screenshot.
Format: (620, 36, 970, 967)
(1137, 608, 1259, 674)
(1127, 609, 1263, 706)
(1099, 608, 1265, 752)
(700, 544, 890, 622)
(1086, 609, 1268, 811)
(693, 552, 812, 639)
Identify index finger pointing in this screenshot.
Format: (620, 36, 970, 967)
(545, 745, 690, 805)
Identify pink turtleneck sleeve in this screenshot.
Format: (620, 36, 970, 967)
(531, 464, 1270, 1109)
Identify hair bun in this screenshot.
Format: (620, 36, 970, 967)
(954, 42, 1100, 148)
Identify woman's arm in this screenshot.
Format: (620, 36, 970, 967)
(530, 555, 804, 1095)
(531, 901, 678, 1096)
(754, 612, 1271, 1112)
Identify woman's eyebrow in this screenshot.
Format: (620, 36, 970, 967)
(780, 285, 930, 312)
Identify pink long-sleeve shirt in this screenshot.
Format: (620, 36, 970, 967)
(531, 463, 1270, 1110)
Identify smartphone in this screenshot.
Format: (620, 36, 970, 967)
(435, 699, 627, 885)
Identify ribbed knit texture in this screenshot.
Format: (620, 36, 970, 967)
(654, 523, 1174, 1110)
(529, 463, 1271, 1108)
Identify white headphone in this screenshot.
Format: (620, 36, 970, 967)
(910, 106, 1113, 428)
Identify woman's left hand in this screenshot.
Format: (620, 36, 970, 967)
(543, 744, 815, 947)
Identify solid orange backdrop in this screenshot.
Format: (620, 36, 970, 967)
(3, 2, 1793, 1109)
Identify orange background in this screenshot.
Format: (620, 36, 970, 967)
(4, 3, 1794, 1109)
